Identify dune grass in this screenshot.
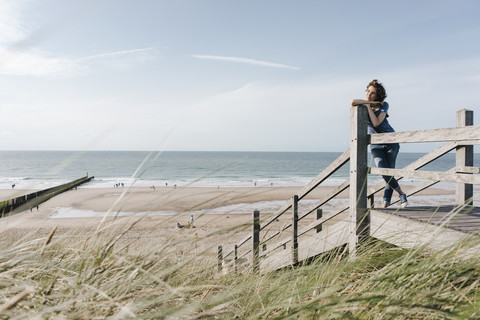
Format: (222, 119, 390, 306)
(1, 220, 480, 320)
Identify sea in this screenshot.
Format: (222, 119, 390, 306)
(0, 150, 477, 190)
(2, 150, 478, 218)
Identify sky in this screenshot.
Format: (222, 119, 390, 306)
(0, 0, 479, 152)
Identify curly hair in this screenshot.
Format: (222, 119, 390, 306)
(367, 79, 387, 102)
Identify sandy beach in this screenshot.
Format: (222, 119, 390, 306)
(0, 184, 457, 257)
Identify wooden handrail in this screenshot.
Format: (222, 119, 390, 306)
(370, 125, 480, 144)
(259, 141, 465, 249)
(370, 167, 480, 184)
(226, 140, 472, 264)
(223, 149, 351, 259)
(260, 148, 350, 232)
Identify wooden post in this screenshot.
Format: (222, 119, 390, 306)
(316, 209, 323, 233)
(217, 245, 223, 272)
(368, 195, 374, 209)
(349, 105, 369, 255)
(252, 210, 260, 272)
(456, 109, 474, 206)
(234, 244, 238, 274)
(292, 195, 299, 265)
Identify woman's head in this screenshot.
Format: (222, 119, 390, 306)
(366, 79, 387, 102)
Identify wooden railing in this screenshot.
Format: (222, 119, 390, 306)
(218, 108, 478, 273)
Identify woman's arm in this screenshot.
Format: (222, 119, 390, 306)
(351, 99, 386, 127)
(366, 105, 387, 127)
(351, 99, 383, 106)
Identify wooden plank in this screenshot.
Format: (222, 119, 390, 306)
(378, 205, 480, 234)
(260, 220, 350, 273)
(458, 140, 480, 146)
(456, 109, 474, 206)
(316, 209, 323, 233)
(297, 149, 350, 201)
(370, 209, 477, 252)
(217, 246, 223, 272)
(370, 125, 480, 144)
(368, 143, 457, 202)
(386, 168, 458, 207)
(448, 221, 480, 227)
(259, 198, 292, 232)
(452, 225, 480, 232)
(370, 167, 480, 185)
(252, 210, 260, 273)
(457, 166, 480, 174)
(261, 204, 348, 256)
(404, 142, 458, 170)
(260, 149, 350, 232)
(396, 214, 480, 224)
(234, 245, 238, 274)
(349, 105, 369, 254)
(299, 179, 349, 221)
(292, 195, 299, 265)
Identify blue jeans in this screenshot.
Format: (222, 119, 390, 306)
(370, 143, 400, 202)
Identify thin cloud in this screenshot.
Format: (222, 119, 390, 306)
(0, 47, 155, 78)
(78, 48, 154, 61)
(0, 48, 86, 77)
(0, 1, 27, 45)
(192, 54, 299, 70)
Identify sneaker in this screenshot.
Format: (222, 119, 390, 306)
(400, 194, 408, 208)
(382, 201, 390, 208)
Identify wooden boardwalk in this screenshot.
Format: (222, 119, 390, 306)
(377, 205, 480, 234)
(218, 108, 479, 273)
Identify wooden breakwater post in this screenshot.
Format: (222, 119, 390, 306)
(349, 105, 369, 255)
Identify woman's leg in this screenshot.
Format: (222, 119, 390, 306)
(385, 143, 406, 195)
(371, 145, 400, 203)
(386, 144, 408, 207)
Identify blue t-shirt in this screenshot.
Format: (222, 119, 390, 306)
(367, 102, 395, 134)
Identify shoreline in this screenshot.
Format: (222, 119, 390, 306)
(0, 184, 465, 253)
(0, 185, 457, 223)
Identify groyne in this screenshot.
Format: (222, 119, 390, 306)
(0, 175, 93, 217)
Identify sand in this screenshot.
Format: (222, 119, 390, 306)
(0, 185, 456, 257)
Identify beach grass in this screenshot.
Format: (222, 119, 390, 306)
(1, 220, 480, 319)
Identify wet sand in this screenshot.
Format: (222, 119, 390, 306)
(0, 185, 456, 255)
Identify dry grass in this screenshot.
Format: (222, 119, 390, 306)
(1, 218, 480, 319)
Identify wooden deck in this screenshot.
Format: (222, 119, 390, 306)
(256, 206, 480, 273)
(376, 205, 480, 234)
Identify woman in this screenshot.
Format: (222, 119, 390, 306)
(351, 79, 408, 208)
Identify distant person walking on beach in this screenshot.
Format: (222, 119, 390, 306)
(351, 79, 408, 208)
